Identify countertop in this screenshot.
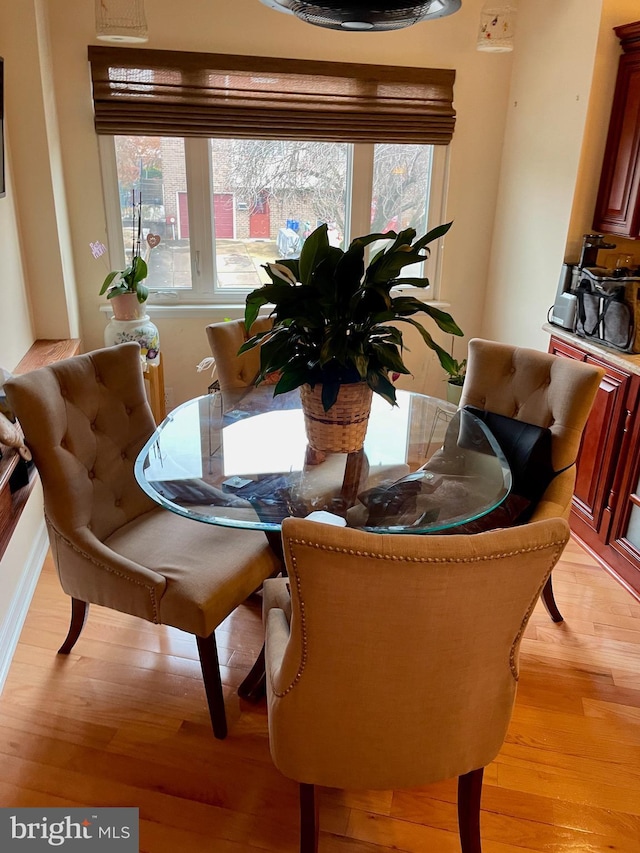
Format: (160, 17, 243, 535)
(543, 323, 640, 376)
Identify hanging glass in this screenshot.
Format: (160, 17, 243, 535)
(95, 0, 148, 43)
(477, 2, 517, 53)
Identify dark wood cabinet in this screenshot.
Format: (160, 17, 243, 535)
(607, 408, 640, 596)
(549, 333, 640, 601)
(593, 21, 640, 238)
(549, 337, 634, 534)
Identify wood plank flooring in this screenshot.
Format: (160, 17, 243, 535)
(0, 538, 639, 852)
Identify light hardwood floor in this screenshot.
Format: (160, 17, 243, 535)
(0, 538, 639, 852)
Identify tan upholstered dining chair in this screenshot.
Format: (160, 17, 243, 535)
(5, 342, 282, 739)
(264, 516, 571, 853)
(205, 316, 273, 391)
(459, 338, 603, 622)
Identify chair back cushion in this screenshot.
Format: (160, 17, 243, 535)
(459, 338, 604, 471)
(462, 406, 555, 502)
(265, 516, 569, 790)
(206, 317, 272, 390)
(5, 342, 157, 544)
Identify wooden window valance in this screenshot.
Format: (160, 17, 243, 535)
(88, 46, 456, 145)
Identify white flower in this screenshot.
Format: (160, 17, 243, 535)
(266, 262, 298, 285)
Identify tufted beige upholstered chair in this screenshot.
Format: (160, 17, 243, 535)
(5, 342, 281, 739)
(264, 516, 571, 853)
(459, 338, 604, 622)
(205, 316, 273, 391)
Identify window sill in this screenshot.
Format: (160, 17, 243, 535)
(99, 294, 451, 321)
(99, 303, 248, 319)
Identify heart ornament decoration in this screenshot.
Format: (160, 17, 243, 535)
(146, 233, 161, 249)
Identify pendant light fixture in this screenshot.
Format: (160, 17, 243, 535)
(258, 1, 462, 32)
(95, 0, 149, 43)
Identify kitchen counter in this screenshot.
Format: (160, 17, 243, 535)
(543, 323, 640, 375)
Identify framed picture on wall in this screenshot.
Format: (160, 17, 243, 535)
(0, 57, 5, 198)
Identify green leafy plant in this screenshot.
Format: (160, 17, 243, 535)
(446, 357, 467, 386)
(240, 221, 463, 411)
(99, 191, 157, 304)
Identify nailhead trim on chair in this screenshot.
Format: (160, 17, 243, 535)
(287, 538, 568, 563)
(270, 541, 308, 698)
(509, 555, 563, 679)
(273, 536, 568, 695)
(46, 513, 161, 623)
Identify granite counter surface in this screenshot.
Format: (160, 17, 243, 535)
(543, 323, 640, 376)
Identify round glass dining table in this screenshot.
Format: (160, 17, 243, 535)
(134, 385, 512, 535)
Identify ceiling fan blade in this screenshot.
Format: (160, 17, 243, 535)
(259, 0, 462, 31)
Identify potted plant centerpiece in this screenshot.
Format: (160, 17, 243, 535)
(240, 222, 463, 453)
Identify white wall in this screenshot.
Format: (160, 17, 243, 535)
(0, 151, 47, 695)
(0, 147, 33, 367)
(481, 0, 604, 350)
(0, 0, 35, 366)
(1, 0, 79, 341)
(0, 4, 48, 692)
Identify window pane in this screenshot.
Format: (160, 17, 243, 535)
(114, 136, 192, 289)
(370, 144, 434, 280)
(210, 139, 349, 289)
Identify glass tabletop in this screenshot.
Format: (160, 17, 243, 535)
(134, 385, 512, 534)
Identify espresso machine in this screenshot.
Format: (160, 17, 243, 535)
(577, 232, 618, 270)
(551, 234, 619, 330)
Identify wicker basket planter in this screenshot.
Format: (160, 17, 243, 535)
(300, 382, 374, 453)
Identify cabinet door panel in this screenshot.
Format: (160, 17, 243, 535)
(549, 338, 588, 362)
(609, 406, 640, 571)
(548, 334, 640, 600)
(593, 50, 640, 237)
(573, 368, 629, 531)
(548, 338, 631, 534)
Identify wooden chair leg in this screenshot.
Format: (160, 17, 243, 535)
(541, 574, 564, 623)
(196, 633, 228, 740)
(300, 783, 319, 853)
(458, 767, 484, 853)
(57, 598, 89, 654)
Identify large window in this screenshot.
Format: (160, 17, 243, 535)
(92, 48, 455, 306)
(101, 135, 448, 305)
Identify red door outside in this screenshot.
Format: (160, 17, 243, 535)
(249, 191, 271, 238)
(177, 192, 235, 239)
(177, 191, 189, 239)
(214, 193, 234, 238)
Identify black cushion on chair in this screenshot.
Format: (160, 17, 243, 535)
(463, 406, 556, 502)
(454, 406, 558, 531)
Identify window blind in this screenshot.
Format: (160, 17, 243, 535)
(88, 47, 456, 145)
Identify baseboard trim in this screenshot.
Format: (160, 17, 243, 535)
(0, 520, 48, 694)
